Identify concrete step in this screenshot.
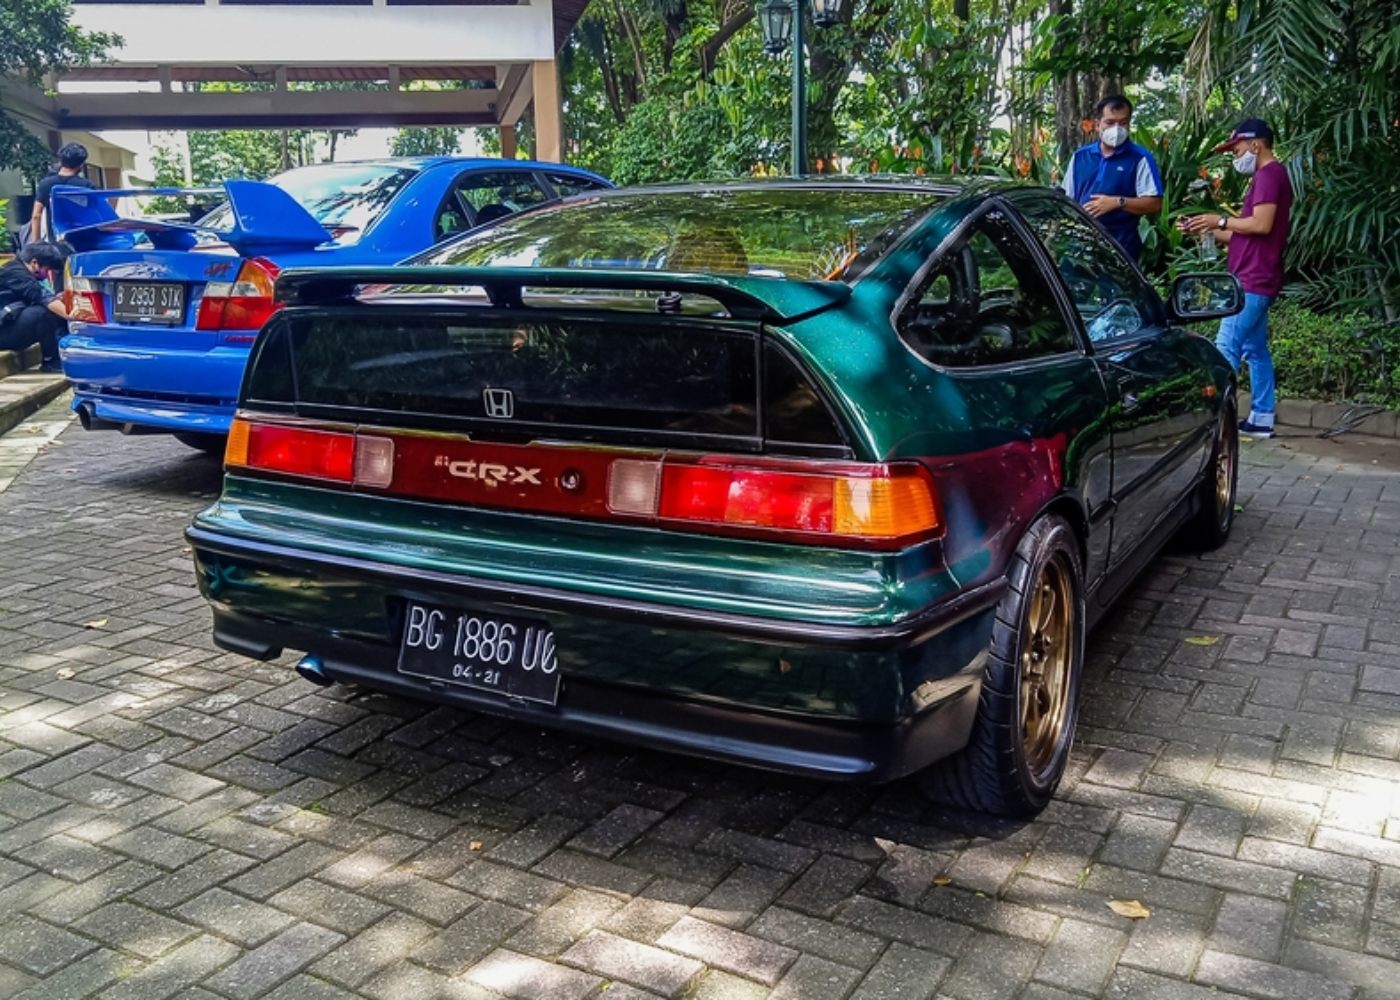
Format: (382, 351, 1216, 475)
(0, 344, 42, 377)
(0, 369, 69, 438)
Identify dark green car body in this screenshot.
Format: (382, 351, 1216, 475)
(189, 179, 1236, 784)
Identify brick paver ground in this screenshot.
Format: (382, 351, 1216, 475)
(1, 403, 1398, 999)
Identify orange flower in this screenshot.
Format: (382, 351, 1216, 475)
(871, 160, 879, 173)
(915, 165, 927, 175)
(1015, 154, 1032, 177)
(972, 144, 982, 157)
(1198, 166, 1210, 179)
(913, 145, 923, 159)
(1081, 118, 1094, 135)
(815, 157, 825, 172)
(1030, 138, 1042, 158)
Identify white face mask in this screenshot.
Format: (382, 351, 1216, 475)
(1233, 149, 1258, 175)
(1101, 125, 1129, 148)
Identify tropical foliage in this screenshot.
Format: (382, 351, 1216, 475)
(0, 0, 117, 181)
(553, 0, 1397, 321)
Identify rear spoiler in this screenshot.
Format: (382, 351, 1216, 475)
(51, 180, 331, 256)
(275, 265, 852, 323)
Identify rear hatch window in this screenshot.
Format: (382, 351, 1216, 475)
(250, 309, 845, 452)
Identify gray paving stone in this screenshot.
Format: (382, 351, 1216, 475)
(175, 887, 296, 946)
(939, 930, 1041, 1000)
(466, 948, 602, 999)
(202, 923, 346, 999)
(838, 894, 972, 957)
(269, 877, 393, 935)
(5, 401, 1400, 1000)
(310, 911, 435, 988)
(1034, 917, 1127, 993)
(851, 943, 949, 1000)
(413, 900, 533, 974)
(694, 863, 791, 929)
(658, 915, 799, 986)
(507, 888, 622, 958)
(10, 947, 137, 1000)
(1195, 949, 1355, 1000)
(1210, 892, 1289, 962)
(0, 913, 95, 973)
(96, 934, 240, 1000)
(71, 902, 198, 960)
(562, 929, 704, 997)
(771, 953, 863, 1000)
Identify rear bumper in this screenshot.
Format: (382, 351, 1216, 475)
(60, 332, 248, 434)
(188, 526, 1004, 782)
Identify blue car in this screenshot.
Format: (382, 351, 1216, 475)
(53, 158, 611, 451)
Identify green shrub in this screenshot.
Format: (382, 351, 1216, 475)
(1248, 303, 1399, 407)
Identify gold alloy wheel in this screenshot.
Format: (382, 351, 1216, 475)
(1020, 554, 1075, 776)
(1215, 419, 1237, 528)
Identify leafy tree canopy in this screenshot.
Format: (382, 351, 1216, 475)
(0, 0, 118, 181)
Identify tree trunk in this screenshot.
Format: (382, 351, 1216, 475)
(1051, 0, 1080, 162)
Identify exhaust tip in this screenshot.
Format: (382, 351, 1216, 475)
(294, 656, 333, 687)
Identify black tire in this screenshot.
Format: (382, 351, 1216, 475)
(1182, 398, 1238, 550)
(921, 514, 1085, 817)
(174, 432, 227, 456)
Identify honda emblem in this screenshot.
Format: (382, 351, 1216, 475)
(482, 387, 514, 419)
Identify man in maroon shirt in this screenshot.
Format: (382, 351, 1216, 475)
(1181, 119, 1293, 438)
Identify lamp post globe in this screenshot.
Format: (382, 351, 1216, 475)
(757, 0, 794, 54)
(811, 0, 842, 27)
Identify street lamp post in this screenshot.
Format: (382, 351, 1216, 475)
(757, 0, 841, 176)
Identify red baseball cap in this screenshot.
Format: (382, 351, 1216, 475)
(1214, 118, 1275, 153)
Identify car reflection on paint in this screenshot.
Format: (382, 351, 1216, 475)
(188, 179, 1242, 816)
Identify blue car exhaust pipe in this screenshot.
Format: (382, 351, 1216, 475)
(294, 656, 333, 686)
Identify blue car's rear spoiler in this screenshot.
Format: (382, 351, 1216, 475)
(51, 180, 331, 255)
(275, 265, 852, 324)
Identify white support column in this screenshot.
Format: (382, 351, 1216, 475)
(530, 59, 561, 163)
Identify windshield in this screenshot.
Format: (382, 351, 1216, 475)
(198, 163, 417, 237)
(415, 186, 941, 283)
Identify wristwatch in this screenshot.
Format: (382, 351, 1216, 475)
(1117, 196, 1126, 208)
(1217, 215, 1229, 230)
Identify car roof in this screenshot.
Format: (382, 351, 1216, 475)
(307, 156, 603, 174)
(608, 175, 1007, 198)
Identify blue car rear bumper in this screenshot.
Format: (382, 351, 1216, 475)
(61, 332, 248, 435)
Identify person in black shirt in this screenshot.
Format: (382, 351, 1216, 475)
(0, 243, 70, 372)
(31, 143, 93, 241)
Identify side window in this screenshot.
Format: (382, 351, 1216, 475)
(545, 172, 608, 199)
(436, 170, 551, 240)
(1016, 196, 1167, 343)
(898, 209, 1078, 367)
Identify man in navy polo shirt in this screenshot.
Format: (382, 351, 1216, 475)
(1061, 95, 1164, 260)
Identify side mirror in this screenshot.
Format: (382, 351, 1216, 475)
(1168, 273, 1243, 323)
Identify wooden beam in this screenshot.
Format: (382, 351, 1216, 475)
(495, 63, 532, 126)
(499, 124, 517, 160)
(530, 59, 561, 163)
(51, 87, 499, 130)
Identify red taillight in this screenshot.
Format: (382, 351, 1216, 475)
(67, 275, 106, 324)
(647, 457, 941, 544)
(196, 258, 282, 331)
(225, 421, 942, 548)
(227, 419, 392, 487)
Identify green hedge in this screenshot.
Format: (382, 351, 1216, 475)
(1227, 303, 1399, 409)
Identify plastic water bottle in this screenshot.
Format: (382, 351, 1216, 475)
(1200, 232, 1218, 262)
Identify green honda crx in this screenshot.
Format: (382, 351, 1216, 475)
(189, 180, 1241, 816)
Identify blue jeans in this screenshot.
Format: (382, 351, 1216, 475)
(1215, 291, 1276, 427)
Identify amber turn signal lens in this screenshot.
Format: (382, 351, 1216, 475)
(833, 472, 941, 540)
(225, 418, 251, 468)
